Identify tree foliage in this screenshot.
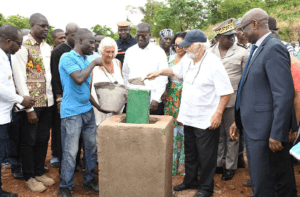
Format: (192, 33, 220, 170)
(0, 14, 54, 45)
(91, 24, 119, 40)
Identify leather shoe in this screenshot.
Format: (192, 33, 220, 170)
(12, 171, 24, 180)
(242, 179, 252, 187)
(193, 191, 211, 197)
(215, 167, 224, 174)
(222, 169, 234, 180)
(57, 187, 72, 197)
(83, 179, 99, 193)
(0, 191, 18, 197)
(174, 183, 198, 191)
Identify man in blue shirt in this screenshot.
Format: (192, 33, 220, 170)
(58, 28, 105, 197)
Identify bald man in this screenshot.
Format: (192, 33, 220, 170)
(230, 8, 296, 197)
(12, 13, 55, 193)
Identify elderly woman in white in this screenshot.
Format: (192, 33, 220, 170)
(91, 37, 124, 126)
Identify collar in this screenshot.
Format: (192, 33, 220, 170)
(0, 48, 8, 62)
(120, 35, 133, 44)
(26, 33, 45, 46)
(255, 32, 271, 48)
(71, 50, 87, 60)
(138, 42, 153, 51)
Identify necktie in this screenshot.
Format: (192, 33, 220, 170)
(236, 44, 258, 110)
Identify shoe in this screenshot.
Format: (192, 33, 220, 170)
(237, 156, 246, 168)
(0, 191, 18, 197)
(193, 191, 211, 197)
(1, 162, 11, 169)
(26, 177, 47, 192)
(174, 183, 198, 191)
(35, 174, 55, 186)
(12, 171, 24, 180)
(44, 166, 49, 172)
(215, 167, 224, 174)
(222, 169, 234, 181)
(83, 179, 99, 193)
(57, 187, 72, 197)
(242, 179, 252, 187)
(50, 157, 60, 168)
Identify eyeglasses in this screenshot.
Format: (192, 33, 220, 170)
(172, 44, 183, 49)
(36, 24, 50, 29)
(12, 40, 22, 47)
(238, 20, 254, 32)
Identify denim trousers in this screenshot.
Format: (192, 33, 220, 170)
(0, 123, 10, 194)
(60, 109, 97, 190)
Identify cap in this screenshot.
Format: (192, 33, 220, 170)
(117, 21, 131, 27)
(212, 18, 236, 35)
(235, 18, 242, 29)
(268, 17, 278, 31)
(160, 29, 174, 37)
(178, 29, 207, 48)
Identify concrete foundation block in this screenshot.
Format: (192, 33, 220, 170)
(98, 115, 174, 197)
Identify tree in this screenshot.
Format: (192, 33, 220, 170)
(91, 24, 119, 40)
(0, 13, 54, 45)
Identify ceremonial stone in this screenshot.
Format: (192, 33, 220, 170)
(126, 88, 150, 124)
(98, 114, 174, 197)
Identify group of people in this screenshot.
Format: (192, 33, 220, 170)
(0, 7, 300, 197)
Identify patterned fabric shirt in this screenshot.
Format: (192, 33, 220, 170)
(12, 34, 53, 111)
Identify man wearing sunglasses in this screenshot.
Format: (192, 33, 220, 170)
(230, 8, 295, 197)
(210, 18, 249, 181)
(12, 13, 55, 193)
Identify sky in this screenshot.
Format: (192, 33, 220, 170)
(1, 0, 160, 32)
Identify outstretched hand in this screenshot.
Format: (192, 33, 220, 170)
(146, 71, 160, 80)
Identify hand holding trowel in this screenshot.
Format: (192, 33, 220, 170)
(128, 76, 150, 85)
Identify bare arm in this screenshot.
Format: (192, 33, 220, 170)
(210, 94, 231, 130)
(70, 58, 102, 85)
(146, 68, 174, 80)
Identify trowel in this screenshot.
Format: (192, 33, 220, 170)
(128, 76, 149, 85)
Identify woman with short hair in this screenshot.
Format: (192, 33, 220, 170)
(91, 37, 124, 126)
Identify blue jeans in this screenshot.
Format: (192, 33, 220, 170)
(60, 109, 97, 190)
(0, 123, 10, 194)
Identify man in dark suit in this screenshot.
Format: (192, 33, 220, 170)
(230, 8, 295, 197)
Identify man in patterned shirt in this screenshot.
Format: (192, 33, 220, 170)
(12, 13, 55, 193)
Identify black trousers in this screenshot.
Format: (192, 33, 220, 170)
(274, 142, 297, 197)
(51, 102, 83, 174)
(183, 125, 220, 195)
(21, 106, 54, 181)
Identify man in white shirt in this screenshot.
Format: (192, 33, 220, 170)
(0, 24, 35, 197)
(147, 29, 233, 197)
(12, 13, 55, 193)
(123, 22, 168, 115)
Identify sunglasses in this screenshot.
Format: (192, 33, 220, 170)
(36, 24, 50, 29)
(172, 44, 183, 49)
(6, 38, 22, 47)
(219, 34, 236, 39)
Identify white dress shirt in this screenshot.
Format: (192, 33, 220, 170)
(0, 49, 23, 124)
(123, 42, 168, 103)
(11, 36, 54, 112)
(172, 52, 233, 129)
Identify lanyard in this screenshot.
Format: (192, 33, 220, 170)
(183, 51, 208, 85)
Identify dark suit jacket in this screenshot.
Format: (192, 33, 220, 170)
(235, 33, 295, 142)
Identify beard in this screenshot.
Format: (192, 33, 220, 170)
(187, 47, 199, 60)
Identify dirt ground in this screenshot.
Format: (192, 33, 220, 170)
(2, 140, 300, 197)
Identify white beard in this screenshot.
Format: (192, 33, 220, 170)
(187, 48, 198, 60)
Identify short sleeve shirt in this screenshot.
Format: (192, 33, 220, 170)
(172, 52, 234, 129)
(59, 50, 92, 118)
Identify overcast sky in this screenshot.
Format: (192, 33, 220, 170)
(1, 0, 161, 32)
